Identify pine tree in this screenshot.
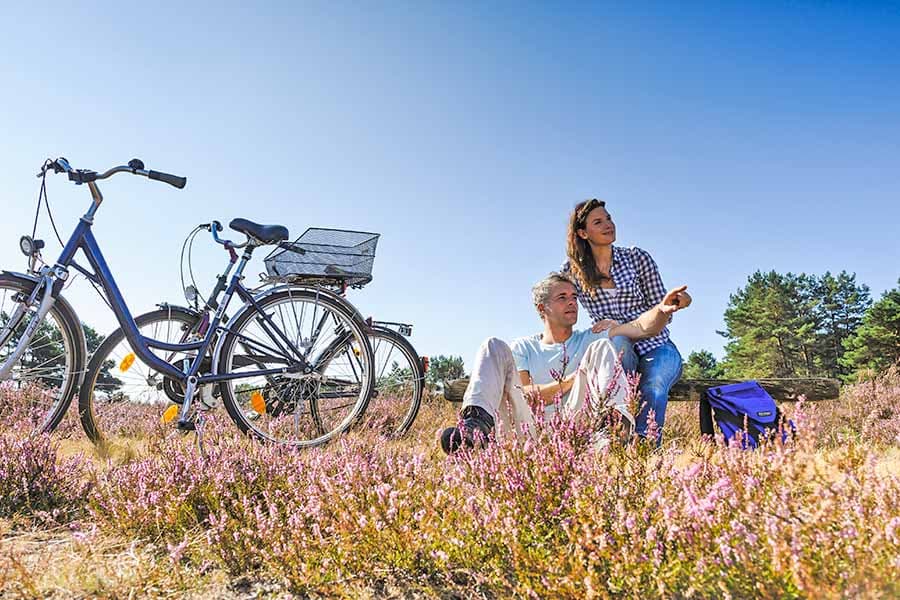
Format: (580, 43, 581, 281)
(425, 355, 466, 388)
(720, 271, 815, 378)
(811, 271, 871, 378)
(840, 279, 900, 378)
(682, 350, 723, 379)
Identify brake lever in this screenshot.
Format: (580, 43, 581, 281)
(36, 158, 61, 178)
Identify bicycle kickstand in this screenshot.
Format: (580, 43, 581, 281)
(194, 411, 207, 460)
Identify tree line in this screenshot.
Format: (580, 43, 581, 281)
(685, 271, 900, 382)
(429, 271, 899, 387)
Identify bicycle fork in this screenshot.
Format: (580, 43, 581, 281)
(0, 268, 66, 381)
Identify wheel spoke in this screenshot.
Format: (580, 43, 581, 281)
(219, 290, 373, 447)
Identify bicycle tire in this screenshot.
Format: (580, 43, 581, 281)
(77, 306, 200, 445)
(0, 272, 85, 433)
(361, 325, 425, 437)
(216, 287, 375, 448)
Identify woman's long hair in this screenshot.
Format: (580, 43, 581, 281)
(566, 198, 610, 296)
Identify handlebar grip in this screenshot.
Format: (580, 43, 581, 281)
(148, 170, 187, 189)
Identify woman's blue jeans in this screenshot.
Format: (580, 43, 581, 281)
(610, 337, 683, 441)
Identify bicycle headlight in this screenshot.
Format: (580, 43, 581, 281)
(19, 236, 43, 257)
(184, 285, 199, 304)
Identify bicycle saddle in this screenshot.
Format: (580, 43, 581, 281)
(229, 218, 289, 244)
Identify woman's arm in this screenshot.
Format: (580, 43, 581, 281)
(610, 285, 690, 340)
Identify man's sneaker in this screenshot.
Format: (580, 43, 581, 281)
(440, 405, 495, 454)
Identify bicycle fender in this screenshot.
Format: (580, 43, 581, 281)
(1, 269, 40, 283)
(273, 284, 368, 326)
(1, 269, 88, 388)
(154, 302, 202, 318)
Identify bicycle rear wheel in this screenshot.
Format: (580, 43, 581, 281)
(0, 273, 85, 433)
(217, 288, 374, 448)
(361, 325, 425, 437)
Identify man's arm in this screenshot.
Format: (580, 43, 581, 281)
(519, 370, 576, 406)
(609, 285, 690, 341)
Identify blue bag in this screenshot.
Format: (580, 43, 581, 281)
(699, 381, 790, 448)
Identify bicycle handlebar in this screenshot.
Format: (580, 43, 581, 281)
(203, 220, 247, 250)
(148, 169, 187, 189)
(38, 157, 187, 189)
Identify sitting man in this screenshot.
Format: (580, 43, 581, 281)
(441, 272, 690, 453)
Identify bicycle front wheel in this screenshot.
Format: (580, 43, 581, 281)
(217, 288, 374, 448)
(0, 273, 85, 433)
(78, 306, 200, 445)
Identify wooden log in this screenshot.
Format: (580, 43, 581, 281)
(443, 378, 472, 403)
(443, 377, 839, 403)
(669, 378, 839, 402)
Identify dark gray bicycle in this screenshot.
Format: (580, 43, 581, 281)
(78, 223, 426, 445)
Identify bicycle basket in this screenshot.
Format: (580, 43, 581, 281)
(264, 228, 380, 288)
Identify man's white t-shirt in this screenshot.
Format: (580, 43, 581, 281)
(510, 329, 611, 413)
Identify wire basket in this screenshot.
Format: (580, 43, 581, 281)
(264, 228, 380, 288)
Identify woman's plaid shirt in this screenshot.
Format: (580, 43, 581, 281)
(562, 246, 672, 357)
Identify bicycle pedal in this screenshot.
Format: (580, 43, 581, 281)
(176, 419, 196, 431)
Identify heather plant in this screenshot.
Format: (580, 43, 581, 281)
(0, 381, 56, 431)
(2, 371, 899, 597)
(91, 401, 172, 441)
(801, 363, 900, 448)
(0, 431, 90, 522)
(86, 392, 900, 597)
(356, 391, 417, 438)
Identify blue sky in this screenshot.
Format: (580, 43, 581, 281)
(1, 1, 898, 369)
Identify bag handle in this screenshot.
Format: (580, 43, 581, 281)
(699, 390, 715, 436)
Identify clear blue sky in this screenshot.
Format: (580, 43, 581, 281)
(1, 1, 898, 369)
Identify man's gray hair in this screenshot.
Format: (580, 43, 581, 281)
(531, 271, 577, 317)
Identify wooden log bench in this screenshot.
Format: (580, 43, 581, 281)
(442, 377, 840, 403)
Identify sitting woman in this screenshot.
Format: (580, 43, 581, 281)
(562, 198, 691, 442)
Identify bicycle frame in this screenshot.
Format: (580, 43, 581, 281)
(1, 177, 313, 422)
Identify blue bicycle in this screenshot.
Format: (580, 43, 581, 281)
(0, 158, 376, 447)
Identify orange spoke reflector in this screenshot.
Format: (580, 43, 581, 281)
(161, 404, 179, 424)
(250, 391, 266, 415)
(352, 345, 361, 357)
(119, 352, 136, 373)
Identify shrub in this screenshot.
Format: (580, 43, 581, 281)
(0, 431, 90, 521)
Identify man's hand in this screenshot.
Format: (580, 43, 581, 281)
(591, 319, 620, 333)
(660, 285, 690, 314)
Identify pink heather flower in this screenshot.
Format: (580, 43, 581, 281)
(683, 463, 702, 480)
(431, 549, 448, 562)
(711, 477, 731, 494)
(167, 538, 189, 564)
(375, 482, 392, 503)
(886, 517, 900, 543)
